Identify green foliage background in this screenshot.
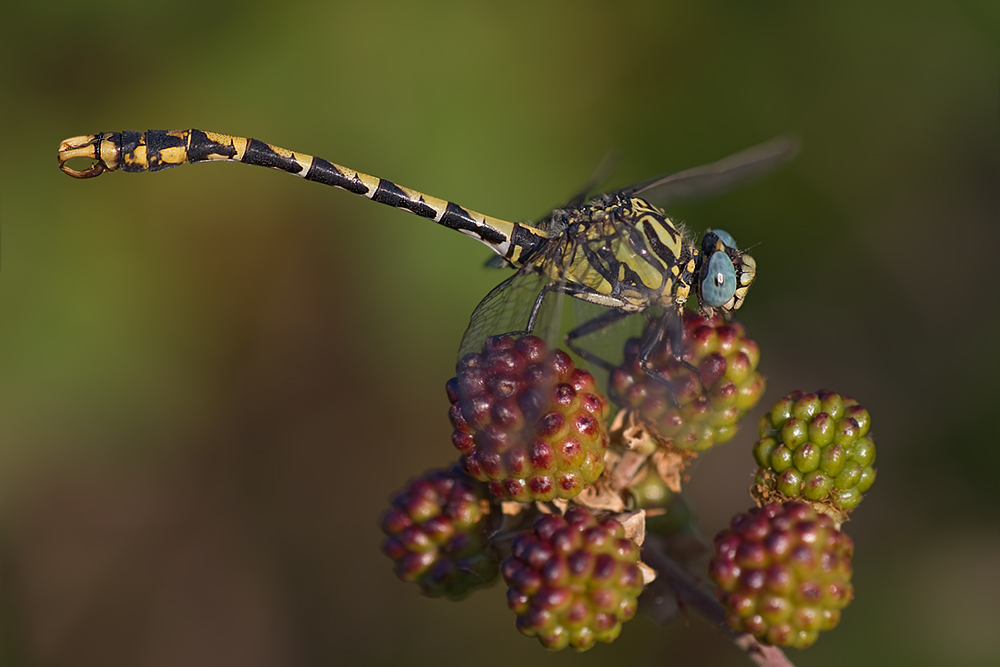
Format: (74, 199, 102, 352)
(1, 2, 997, 665)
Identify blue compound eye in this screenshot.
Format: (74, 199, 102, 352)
(711, 228, 737, 249)
(702, 251, 737, 307)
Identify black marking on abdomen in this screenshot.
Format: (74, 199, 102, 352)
(440, 202, 505, 244)
(305, 157, 370, 195)
(372, 179, 437, 219)
(509, 225, 545, 262)
(243, 138, 304, 174)
(120, 130, 144, 172)
(146, 130, 187, 171)
(188, 129, 237, 163)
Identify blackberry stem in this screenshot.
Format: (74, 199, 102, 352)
(642, 536, 796, 667)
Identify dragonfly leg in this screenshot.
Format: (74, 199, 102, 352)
(563, 307, 634, 372)
(527, 280, 633, 369)
(512, 280, 632, 370)
(636, 313, 704, 406)
(523, 283, 555, 334)
(485, 282, 560, 342)
(520, 280, 625, 336)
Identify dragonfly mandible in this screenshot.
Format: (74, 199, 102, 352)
(57, 130, 795, 376)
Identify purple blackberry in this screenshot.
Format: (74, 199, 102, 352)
(609, 311, 765, 452)
(448, 335, 610, 502)
(381, 466, 498, 600)
(708, 501, 854, 649)
(501, 506, 645, 651)
(753, 390, 877, 512)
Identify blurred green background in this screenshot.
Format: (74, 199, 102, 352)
(1, 1, 997, 665)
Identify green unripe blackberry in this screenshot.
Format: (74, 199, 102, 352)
(630, 466, 676, 511)
(754, 390, 876, 511)
(708, 501, 854, 648)
(609, 312, 765, 451)
(501, 506, 645, 651)
(381, 466, 499, 600)
(448, 335, 610, 502)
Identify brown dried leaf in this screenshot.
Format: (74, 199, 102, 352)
(617, 510, 646, 546)
(575, 479, 626, 513)
(638, 561, 658, 585)
(651, 447, 696, 494)
(500, 501, 526, 517)
(609, 409, 661, 454)
(609, 450, 649, 492)
(548, 498, 570, 515)
(609, 407, 629, 433)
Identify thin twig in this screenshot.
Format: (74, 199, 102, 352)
(642, 536, 796, 667)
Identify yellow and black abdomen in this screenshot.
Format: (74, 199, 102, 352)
(58, 129, 546, 262)
(58, 129, 315, 176)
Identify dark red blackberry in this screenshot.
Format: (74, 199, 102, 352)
(708, 501, 854, 648)
(609, 311, 765, 452)
(381, 466, 498, 600)
(501, 506, 645, 651)
(448, 335, 610, 502)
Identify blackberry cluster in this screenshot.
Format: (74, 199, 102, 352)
(381, 466, 499, 600)
(501, 506, 644, 651)
(609, 312, 765, 452)
(753, 390, 877, 511)
(448, 335, 610, 502)
(708, 502, 854, 648)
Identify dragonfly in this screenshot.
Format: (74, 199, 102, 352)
(57, 129, 795, 378)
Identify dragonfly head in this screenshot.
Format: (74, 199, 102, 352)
(695, 229, 756, 315)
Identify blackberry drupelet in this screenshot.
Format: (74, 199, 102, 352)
(448, 335, 610, 502)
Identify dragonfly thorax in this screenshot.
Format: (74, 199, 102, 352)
(534, 194, 698, 313)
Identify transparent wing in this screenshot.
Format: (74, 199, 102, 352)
(621, 136, 799, 207)
(459, 215, 668, 381)
(564, 147, 622, 208)
(458, 270, 558, 359)
(483, 254, 514, 269)
(458, 234, 581, 360)
(569, 297, 648, 387)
